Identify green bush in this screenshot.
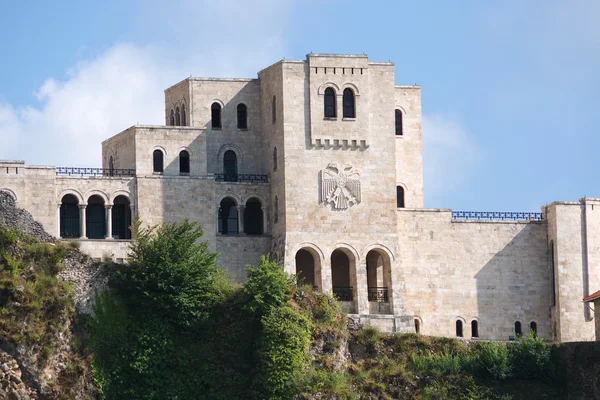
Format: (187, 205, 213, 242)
(244, 255, 291, 317)
(410, 352, 464, 377)
(256, 306, 312, 399)
(355, 326, 381, 348)
(294, 368, 354, 399)
(472, 341, 512, 380)
(509, 332, 552, 381)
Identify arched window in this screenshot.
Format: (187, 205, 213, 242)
(223, 150, 238, 182)
(218, 197, 238, 234)
(414, 319, 420, 334)
(324, 87, 336, 118)
(237, 103, 248, 129)
(395, 109, 403, 136)
(342, 88, 355, 118)
(112, 195, 132, 240)
(272, 95, 276, 124)
(471, 320, 479, 338)
(169, 109, 175, 126)
(211, 103, 222, 129)
(530, 321, 537, 336)
(109, 156, 114, 176)
(396, 186, 405, 208)
(60, 194, 80, 238)
(273, 147, 278, 171)
(153, 149, 164, 173)
(175, 107, 181, 126)
(274, 196, 279, 223)
(244, 198, 263, 235)
(456, 320, 463, 337)
(515, 321, 522, 336)
(179, 150, 190, 174)
(181, 104, 186, 126)
(86, 195, 106, 239)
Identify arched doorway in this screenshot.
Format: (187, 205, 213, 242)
(60, 194, 80, 238)
(331, 249, 356, 313)
(366, 249, 393, 314)
(86, 195, 106, 239)
(295, 249, 316, 288)
(218, 197, 238, 234)
(112, 195, 132, 239)
(244, 198, 263, 235)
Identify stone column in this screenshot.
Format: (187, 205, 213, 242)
(105, 205, 113, 239)
(79, 204, 87, 239)
(56, 203, 62, 238)
(356, 258, 369, 315)
(261, 206, 268, 234)
(237, 205, 245, 234)
(321, 256, 332, 295)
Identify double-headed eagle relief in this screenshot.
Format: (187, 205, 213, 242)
(321, 162, 361, 210)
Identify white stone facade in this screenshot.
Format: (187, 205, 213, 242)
(1, 53, 597, 342)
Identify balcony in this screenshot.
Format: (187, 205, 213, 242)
(214, 173, 269, 183)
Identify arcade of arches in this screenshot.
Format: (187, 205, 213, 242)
(59, 194, 132, 240)
(294, 247, 393, 315)
(218, 197, 266, 235)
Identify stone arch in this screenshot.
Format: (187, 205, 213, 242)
(470, 317, 482, 338)
(241, 193, 267, 206)
(340, 82, 360, 96)
(217, 143, 243, 166)
(394, 105, 407, 115)
(216, 191, 242, 206)
(317, 82, 341, 95)
(210, 98, 225, 108)
(362, 243, 395, 262)
(413, 315, 423, 334)
(331, 245, 359, 313)
(109, 190, 133, 205)
(218, 196, 239, 234)
(331, 243, 360, 261)
(85, 190, 109, 205)
(152, 145, 167, 156)
(244, 197, 263, 235)
(291, 242, 325, 263)
(0, 188, 17, 203)
(295, 247, 322, 290)
(178, 146, 192, 156)
(58, 189, 84, 205)
(454, 316, 466, 338)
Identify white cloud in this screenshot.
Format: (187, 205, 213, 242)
(422, 115, 483, 205)
(0, 0, 291, 167)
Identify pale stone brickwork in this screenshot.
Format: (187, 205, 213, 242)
(1, 53, 598, 341)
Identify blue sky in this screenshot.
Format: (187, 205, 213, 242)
(1, 1, 599, 212)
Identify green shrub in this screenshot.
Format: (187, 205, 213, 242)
(356, 326, 381, 348)
(509, 332, 551, 381)
(410, 352, 464, 377)
(257, 306, 312, 399)
(294, 368, 354, 399)
(244, 255, 291, 317)
(472, 341, 512, 380)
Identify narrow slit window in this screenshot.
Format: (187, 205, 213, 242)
(396, 186, 405, 208)
(175, 107, 181, 126)
(471, 320, 479, 338)
(211, 103, 222, 129)
(181, 105, 186, 126)
(237, 103, 248, 129)
(395, 109, 403, 136)
(515, 321, 522, 336)
(273, 147, 278, 171)
(456, 320, 463, 337)
(169, 109, 175, 126)
(272, 95, 276, 124)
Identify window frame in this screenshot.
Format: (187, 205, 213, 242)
(342, 88, 356, 118)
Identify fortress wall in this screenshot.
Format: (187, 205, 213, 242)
(398, 209, 552, 340)
(102, 127, 136, 170)
(164, 79, 190, 126)
(216, 235, 271, 283)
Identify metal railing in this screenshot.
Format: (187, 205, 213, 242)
(368, 287, 389, 302)
(452, 211, 543, 221)
(332, 286, 354, 301)
(214, 173, 269, 183)
(56, 167, 136, 177)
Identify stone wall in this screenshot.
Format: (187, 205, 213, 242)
(216, 235, 271, 283)
(398, 208, 552, 340)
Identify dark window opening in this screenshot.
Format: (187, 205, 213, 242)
(244, 198, 263, 235)
(112, 195, 132, 239)
(395, 109, 403, 136)
(415, 319, 420, 334)
(218, 197, 238, 234)
(223, 150, 238, 182)
(343, 88, 355, 118)
(211, 103, 222, 128)
(175, 106, 181, 126)
(396, 186, 405, 208)
(530, 321, 537, 336)
(60, 194, 80, 238)
(324, 87, 336, 118)
(153, 150, 164, 173)
(181, 105, 186, 126)
(295, 249, 316, 288)
(169, 109, 175, 126)
(272, 95, 276, 124)
(179, 150, 190, 174)
(237, 103, 248, 129)
(331, 249, 353, 301)
(86, 195, 106, 240)
(515, 321, 522, 336)
(274, 196, 279, 223)
(273, 147, 277, 171)
(471, 320, 479, 338)
(456, 320, 463, 337)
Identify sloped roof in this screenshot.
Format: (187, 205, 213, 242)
(583, 290, 600, 302)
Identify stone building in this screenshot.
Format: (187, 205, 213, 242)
(1, 53, 598, 342)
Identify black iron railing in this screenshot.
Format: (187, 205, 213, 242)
(56, 167, 136, 177)
(452, 211, 543, 221)
(333, 286, 354, 301)
(368, 287, 389, 302)
(214, 173, 269, 183)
